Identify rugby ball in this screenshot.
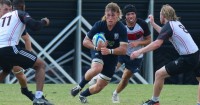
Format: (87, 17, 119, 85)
(92, 33, 106, 47)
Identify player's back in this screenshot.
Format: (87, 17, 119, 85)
(0, 10, 25, 48)
(169, 21, 198, 55)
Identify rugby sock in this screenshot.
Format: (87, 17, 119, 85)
(197, 102, 200, 105)
(79, 77, 89, 88)
(21, 87, 34, 101)
(151, 96, 159, 102)
(113, 90, 118, 95)
(35, 91, 43, 99)
(80, 88, 91, 97)
(21, 87, 29, 92)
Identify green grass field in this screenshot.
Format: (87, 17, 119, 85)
(0, 83, 198, 105)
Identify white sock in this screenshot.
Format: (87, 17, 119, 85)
(77, 85, 81, 89)
(151, 96, 159, 102)
(197, 102, 200, 105)
(35, 91, 43, 99)
(113, 90, 118, 95)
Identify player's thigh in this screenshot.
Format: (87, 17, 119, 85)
(96, 77, 109, 88)
(155, 66, 169, 78)
(32, 58, 45, 69)
(101, 55, 118, 78)
(13, 48, 37, 69)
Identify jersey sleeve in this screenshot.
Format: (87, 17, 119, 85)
(118, 22, 128, 42)
(21, 29, 27, 36)
(18, 10, 47, 31)
(87, 21, 101, 40)
(157, 22, 173, 40)
(139, 19, 151, 37)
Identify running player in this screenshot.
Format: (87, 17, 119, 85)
(70, 2, 128, 103)
(0, 0, 53, 104)
(130, 4, 200, 105)
(112, 4, 151, 103)
(0, 0, 34, 101)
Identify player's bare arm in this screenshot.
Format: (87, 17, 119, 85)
(83, 36, 97, 50)
(130, 35, 151, 47)
(21, 33, 32, 51)
(148, 14, 162, 33)
(130, 39, 163, 59)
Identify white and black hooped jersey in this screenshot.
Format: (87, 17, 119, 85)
(125, 18, 151, 57)
(157, 21, 198, 55)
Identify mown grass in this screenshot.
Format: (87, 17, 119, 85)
(0, 84, 198, 105)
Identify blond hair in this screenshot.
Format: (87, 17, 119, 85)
(101, 2, 122, 21)
(161, 4, 179, 21)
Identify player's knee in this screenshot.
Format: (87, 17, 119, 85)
(121, 72, 132, 82)
(121, 74, 131, 81)
(39, 60, 46, 68)
(93, 65, 102, 71)
(34, 59, 46, 70)
(92, 65, 102, 72)
(155, 70, 160, 77)
(12, 68, 24, 75)
(155, 70, 164, 79)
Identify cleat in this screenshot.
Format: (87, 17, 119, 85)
(70, 85, 82, 97)
(112, 92, 120, 103)
(79, 95, 88, 104)
(142, 99, 160, 105)
(21, 88, 35, 101)
(33, 97, 54, 105)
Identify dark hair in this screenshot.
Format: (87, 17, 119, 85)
(12, 0, 24, 10)
(123, 4, 137, 16)
(0, 0, 12, 7)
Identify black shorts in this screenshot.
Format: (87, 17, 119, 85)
(0, 46, 37, 73)
(118, 55, 142, 73)
(91, 50, 118, 78)
(165, 50, 200, 77)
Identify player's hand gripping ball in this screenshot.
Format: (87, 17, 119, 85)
(92, 33, 106, 48)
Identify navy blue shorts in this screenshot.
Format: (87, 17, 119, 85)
(91, 50, 118, 78)
(118, 55, 142, 73)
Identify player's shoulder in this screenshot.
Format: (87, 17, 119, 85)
(94, 20, 106, 27)
(120, 20, 126, 25)
(17, 10, 27, 15)
(116, 21, 126, 29)
(117, 20, 125, 25)
(137, 18, 148, 24)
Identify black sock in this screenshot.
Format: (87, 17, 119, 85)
(21, 87, 34, 101)
(21, 87, 29, 92)
(79, 77, 89, 88)
(80, 88, 91, 97)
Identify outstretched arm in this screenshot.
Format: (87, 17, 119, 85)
(18, 10, 50, 31)
(148, 15, 162, 33)
(130, 39, 163, 59)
